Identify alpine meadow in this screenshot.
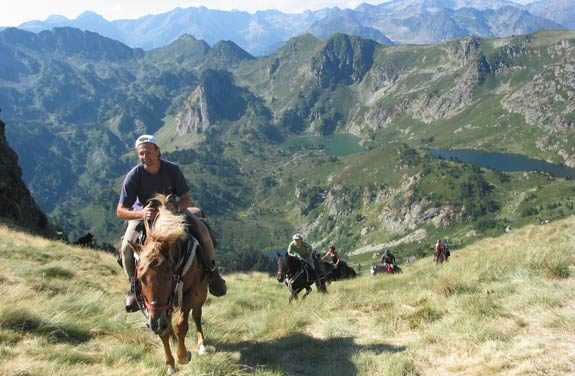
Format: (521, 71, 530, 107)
(0, 217, 573, 375)
(1, 1, 575, 375)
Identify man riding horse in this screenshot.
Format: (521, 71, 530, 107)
(287, 233, 325, 277)
(322, 244, 344, 279)
(434, 239, 449, 263)
(117, 134, 226, 312)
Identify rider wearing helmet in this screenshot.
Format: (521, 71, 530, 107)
(287, 233, 326, 277)
(287, 233, 313, 259)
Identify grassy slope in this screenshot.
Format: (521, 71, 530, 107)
(0, 215, 574, 375)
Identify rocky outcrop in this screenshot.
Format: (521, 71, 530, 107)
(0, 118, 50, 234)
(502, 41, 575, 130)
(176, 85, 211, 136)
(349, 228, 428, 256)
(311, 34, 378, 89)
(176, 69, 248, 136)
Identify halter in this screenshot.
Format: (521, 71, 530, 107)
(134, 236, 198, 321)
(279, 255, 312, 294)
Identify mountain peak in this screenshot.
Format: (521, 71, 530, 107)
(205, 40, 254, 68)
(76, 11, 107, 22)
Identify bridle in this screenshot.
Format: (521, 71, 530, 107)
(277, 254, 309, 294)
(133, 236, 198, 322)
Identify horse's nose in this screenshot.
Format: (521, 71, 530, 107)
(149, 313, 169, 335)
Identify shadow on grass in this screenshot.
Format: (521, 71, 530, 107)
(215, 333, 405, 375)
(0, 307, 92, 344)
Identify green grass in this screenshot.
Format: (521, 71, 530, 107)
(1, 217, 574, 375)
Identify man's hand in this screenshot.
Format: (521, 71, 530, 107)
(143, 203, 158, 221)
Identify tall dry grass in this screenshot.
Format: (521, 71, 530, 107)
(0, 217, 574, 375)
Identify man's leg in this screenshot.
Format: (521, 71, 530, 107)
(185, 208, 227, 297)
(120, 219, 141, 311)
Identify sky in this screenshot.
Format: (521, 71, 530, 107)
(0, 1, 385, 27)
(0, 0, 536, 27)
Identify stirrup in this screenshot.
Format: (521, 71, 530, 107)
(125, 291, 138, 313)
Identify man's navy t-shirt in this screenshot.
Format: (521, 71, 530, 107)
(118, 159, 189, 210)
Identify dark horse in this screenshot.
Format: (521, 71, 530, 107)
(276, 252, 327, 303)
(323, 261, 357, 282)
(129, 197, 208, 375)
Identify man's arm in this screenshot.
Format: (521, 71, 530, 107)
(179, 192, 192, 212)
(116, 202, 156, 221)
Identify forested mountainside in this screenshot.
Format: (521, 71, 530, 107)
(0, 118, 49, 234)
(1, 27, 574, 266)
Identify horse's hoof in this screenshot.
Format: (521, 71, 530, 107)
(168, 365, 177, 375)
(198, 345, 207, 355)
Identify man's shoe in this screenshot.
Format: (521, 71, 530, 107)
(208, 270, 227, 297)
(125, 291, 138, 312)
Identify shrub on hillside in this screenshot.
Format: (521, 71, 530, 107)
(527, 245, 572, 279)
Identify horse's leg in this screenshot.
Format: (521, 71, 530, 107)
(174, 309, 192, 365)
(289, 292, 297, 303)
(191, 304, 206, 355)
(160, 328, 176, 374)
(302, 286, 312, 300)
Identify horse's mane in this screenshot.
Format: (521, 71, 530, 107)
(140, 194, 188, 273)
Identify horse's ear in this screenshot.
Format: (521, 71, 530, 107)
(277, 251, 281, 257)
(127, 240, 142, 255)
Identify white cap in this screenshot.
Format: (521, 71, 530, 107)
(292, 233, 303, 240)
(135, 134, 158, 149)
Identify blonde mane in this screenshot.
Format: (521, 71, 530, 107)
(139, 195, 188, 273)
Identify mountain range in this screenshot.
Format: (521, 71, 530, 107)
(1, 23, 574, 265)
(7, 0, 571, 55)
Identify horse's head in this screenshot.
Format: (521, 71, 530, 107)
(137, 241, 175, 335)
(277, 252, 302, 282)
(134, 206, 188, 335)
(276, 252, 287, 283)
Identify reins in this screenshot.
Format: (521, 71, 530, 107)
(282, 256, 312, 294)
(134, 235, 198, 321)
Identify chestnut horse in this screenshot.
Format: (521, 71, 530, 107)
(129, 199, 208, 375)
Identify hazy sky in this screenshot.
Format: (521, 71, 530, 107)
(0, 1, 384, 27)
(0, 0, 536, 27)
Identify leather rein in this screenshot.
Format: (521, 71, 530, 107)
(133, 236, 198, 320)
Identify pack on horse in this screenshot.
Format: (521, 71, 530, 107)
(127, 195, 209, 375)
(276, 252, 327, 303)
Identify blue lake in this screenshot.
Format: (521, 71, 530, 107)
(429, 149, 575, 178)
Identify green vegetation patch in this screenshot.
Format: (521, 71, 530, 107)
(40, 266, 75, 279)
(403, 305, 442, 330)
